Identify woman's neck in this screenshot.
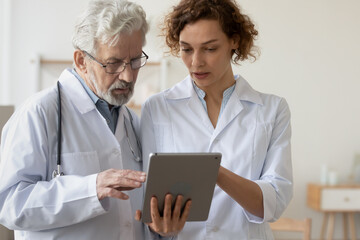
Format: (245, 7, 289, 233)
(198, 73, 235, 127)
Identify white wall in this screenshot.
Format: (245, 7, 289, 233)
(237, 1, 360, 239)
(1, 0, 360, 239)
(0, 0, 12, 105)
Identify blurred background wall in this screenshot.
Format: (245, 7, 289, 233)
(0, 0, 360, 239)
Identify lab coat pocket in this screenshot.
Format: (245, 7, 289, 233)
(60, 151, 100, 176)
(153, 123, 174, 152)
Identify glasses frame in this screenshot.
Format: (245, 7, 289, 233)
(83, 50, 148, 74)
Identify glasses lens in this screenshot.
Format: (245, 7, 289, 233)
(105, 62, 125, 74)
(104, 54, 147, 74)
(131, 56, 147, 70)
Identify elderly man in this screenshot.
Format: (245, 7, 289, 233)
(0, 0, 189, 239)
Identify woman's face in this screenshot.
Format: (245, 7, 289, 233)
(179, 19, 238, 90)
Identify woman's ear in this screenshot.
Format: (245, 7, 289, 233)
(74, 50, 87, 73)
(230, 34, 240, 50)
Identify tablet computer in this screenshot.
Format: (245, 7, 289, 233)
(141, 152, 221, 223)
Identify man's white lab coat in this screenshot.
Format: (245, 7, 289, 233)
(0, 69, 144, 239)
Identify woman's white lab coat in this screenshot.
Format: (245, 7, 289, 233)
(140, 74, 293, 240)
(0, 69, 144, 239)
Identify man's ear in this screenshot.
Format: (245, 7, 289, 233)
(74, 50, 87, 73)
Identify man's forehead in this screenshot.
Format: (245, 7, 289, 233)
(96, 31, 143, 57)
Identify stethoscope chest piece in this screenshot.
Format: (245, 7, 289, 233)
(52, 165, 64, 178)
(52, 170, 64, 178)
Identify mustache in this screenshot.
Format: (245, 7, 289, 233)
(109, 80, 134, 91)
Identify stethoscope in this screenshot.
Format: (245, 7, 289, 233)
(52, 81, 142, 178)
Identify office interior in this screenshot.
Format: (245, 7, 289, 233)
(0, 0, 360, 239)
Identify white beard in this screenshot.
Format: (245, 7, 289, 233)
(89, 70, 134, 106)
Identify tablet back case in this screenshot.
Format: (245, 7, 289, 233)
(142, 152, 221, 223)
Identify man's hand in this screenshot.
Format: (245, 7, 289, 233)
(96, 168, 146, 200)
(135, 194, 192, 237)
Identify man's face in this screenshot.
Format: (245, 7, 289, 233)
(85, 30, 143, 106)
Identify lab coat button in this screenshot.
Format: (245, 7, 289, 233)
(125, 221, 132, 227)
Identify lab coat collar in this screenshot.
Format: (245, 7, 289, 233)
(164, 74, 263, 106)
(234, 74, 263, 106)
(58, 69, 130, 152)
(163, 75, 194, 100)
(164, 74, 264, 140)
(59, 69, 130, 124)
(114, 106, 129, 146)
(58, 69, 97, 114)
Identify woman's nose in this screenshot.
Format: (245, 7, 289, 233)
(192, 51, 205, 67)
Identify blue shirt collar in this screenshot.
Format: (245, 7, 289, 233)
(71, 68, 99, 105)
(192, 80, 236, 117)
(71, 68, 120, 133)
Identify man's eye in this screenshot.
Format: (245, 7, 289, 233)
(107, 61, 123, 65)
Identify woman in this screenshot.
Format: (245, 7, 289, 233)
(141, 0, 293, 238)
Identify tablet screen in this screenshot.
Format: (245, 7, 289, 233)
(141, 152, 221, 223)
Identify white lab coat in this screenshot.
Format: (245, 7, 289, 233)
(140, 74, 293, 240)
(0, 69, 145, 239)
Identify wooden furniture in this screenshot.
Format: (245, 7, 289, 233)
(0, 106, 15, 239)
(307, 183, 360, 240)
(0, 105, 14, 145)
(269, 217, 311, 240)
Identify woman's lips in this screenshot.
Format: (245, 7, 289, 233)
(193, 72, 209, 79)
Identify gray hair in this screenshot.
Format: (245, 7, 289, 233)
(72, 0, 148, 54)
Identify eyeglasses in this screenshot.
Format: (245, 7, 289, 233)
(83, 50, 148, 74)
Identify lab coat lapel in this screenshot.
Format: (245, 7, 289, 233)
(116, 106, 142, 166)
(59, 68, 120, 144)
(187, 93, 214, 133)
(114, 106, 128, 143)
(211, 92, 243, 142)
(165, 76, 214, 133)
(58, 69, 97, 114)
(211, 75, 263, 142)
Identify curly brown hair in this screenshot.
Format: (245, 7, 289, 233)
(162, 0, 259, 63)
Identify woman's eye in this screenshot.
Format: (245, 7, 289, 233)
(206, 48, 217, 52)
(181, 48, 192, 52)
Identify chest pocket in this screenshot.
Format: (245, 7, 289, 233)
(59, 151, 100, 176)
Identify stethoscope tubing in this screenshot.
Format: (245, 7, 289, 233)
(53, 81, 141, 178)
(53, 81, 64, 178)
(57, 81, 62, 167)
